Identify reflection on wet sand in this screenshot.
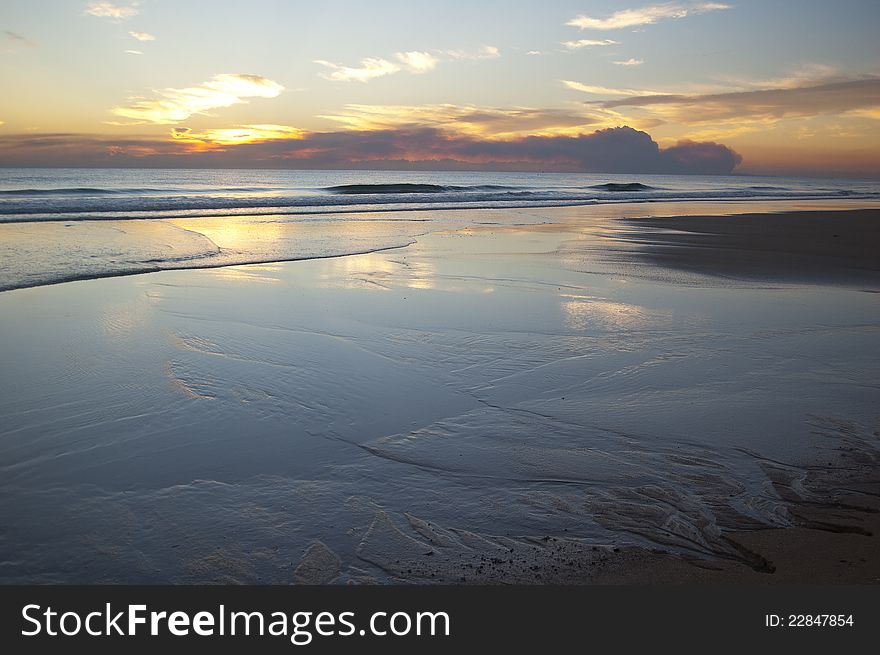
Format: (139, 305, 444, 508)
(206, 263, 285, 285)
(310, 250, 445, 291)
(559, 293, 675, 332)
(171, 216, 286, 253)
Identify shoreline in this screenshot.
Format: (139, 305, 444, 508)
(3, 201, 880, 294)
(0, 241, 416, 294)
(3, 195, 879, 223)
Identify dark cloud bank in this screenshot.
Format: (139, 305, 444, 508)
(0, 126, 742, 174)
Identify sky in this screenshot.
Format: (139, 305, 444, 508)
(1, 0, 879, 176)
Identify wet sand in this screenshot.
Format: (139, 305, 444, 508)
(0, 203, 878, 584)
(612, 208, 880, 288)
(594, 493, 880, 584)
(595, 208, 880, 582)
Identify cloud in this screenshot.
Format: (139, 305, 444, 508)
(396, 51, 439, 73)
(0, 125, 742, 174)
(314, 57, 400, 82)
(567, 3, 730, 30)
(171, 124, 303, 148)
(316, 45, 499, 82)
(4, 31, 35, 45)
(111, 73, 284, 124)
(562, 39, 618, 49)
(84, 2, 139, 19)
(245, 125, 743, 173)
(658, 138, 741, 172)
(613, 58, 644, 66)
(562, 80, 661, 96)
(285, 125, 734, 174)
(2, 30, 36, 52)
(849, 108, 880, 121)
(129, 31, 155, 41)
(319, 103, 604, 139)
(443, 45, 500, 60)
(596, 77, 880, 123)
(716, 64, 843, 91)
(526, 50, 543, 56)
(124, 49, 143, 55)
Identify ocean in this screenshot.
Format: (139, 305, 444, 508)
(1, 168, 879, 292)
(2, 168, 878, 222)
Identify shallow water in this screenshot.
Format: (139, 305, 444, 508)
(2, 166, 879, 292)
(4, 196, 880, 292)
(0, 215, 877, 583)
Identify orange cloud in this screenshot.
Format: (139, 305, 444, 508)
(319, 103, 605, 138)
(111, 73, 284, 124)
(171, 124, 303, 149)
(562, 80, 662, 97)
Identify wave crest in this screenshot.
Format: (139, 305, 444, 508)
(588, 183, 657, 192)
(325, 183, 518, 195)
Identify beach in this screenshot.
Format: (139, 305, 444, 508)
(1, 199, 878, 584)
